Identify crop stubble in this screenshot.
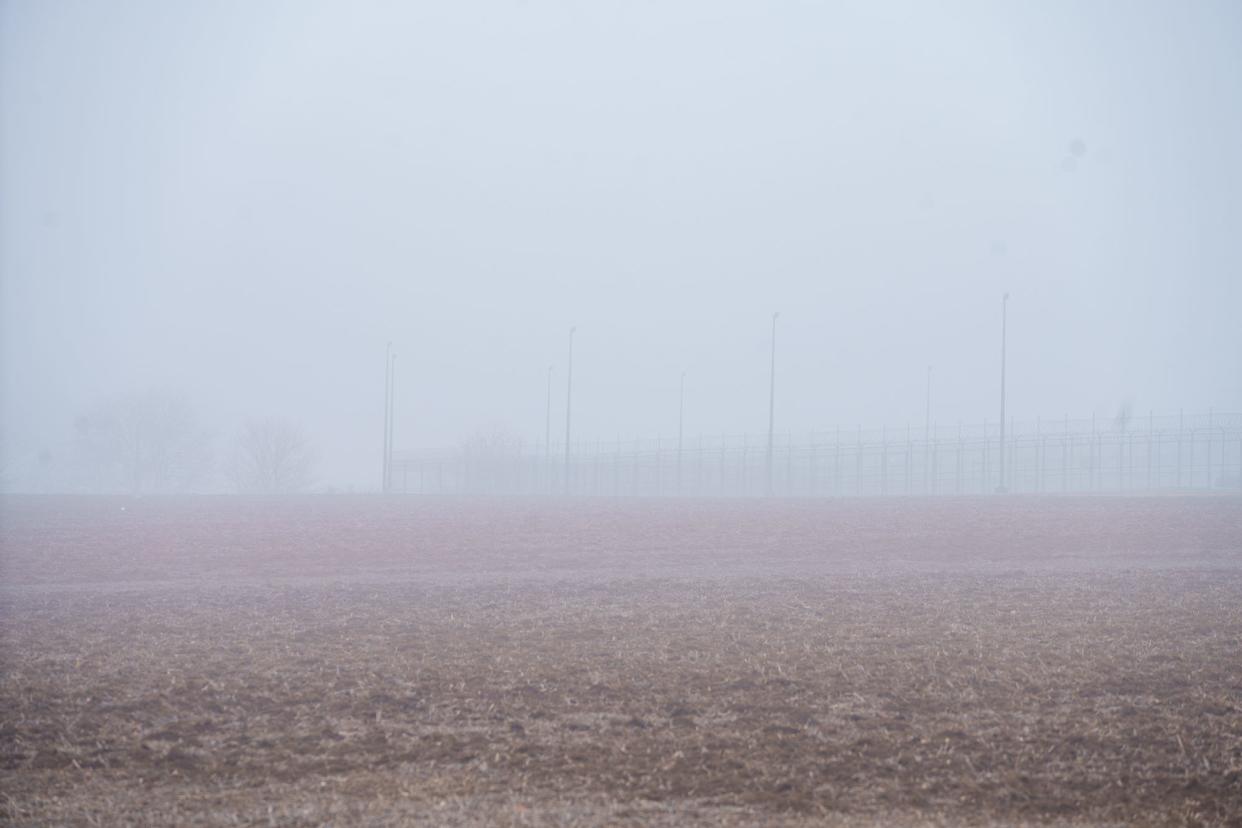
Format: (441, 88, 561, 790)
(1, 496, 1240, 826)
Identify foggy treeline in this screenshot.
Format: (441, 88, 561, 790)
(2, 1, 1240, 492)
(3, 387, 317, 495)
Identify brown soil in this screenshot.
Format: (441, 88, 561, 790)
(1, 495, 1240, 826)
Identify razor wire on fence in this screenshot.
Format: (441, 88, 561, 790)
(391, 412, 1242, 497)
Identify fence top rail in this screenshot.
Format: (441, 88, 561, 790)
(391, 412, 1242, 462)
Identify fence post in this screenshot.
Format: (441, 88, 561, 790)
(735, 436, 745, 496)
(1089, 413, 1096, 491)
(982, 421, 989, 494)
(1122, 427, 1132, 491)
(1207, 410, 1214, 488)
(809, 436, 819, 497)
(632, 438, 641, 497)
(695, 435, 703, 495)
(1177, 410, 1184, 488)
(856, 426, 864, 496)
(786, 431, 794, 496)
(834, 426, 841, 495)
(1035, 417, 1042, 493)
(1189, 429, 1196, 489)
(1097, 429, 1104, 493)
(955, 422, 963, 494)
(1125, 431, 1132, 492)
(905, 424, 912, 495)
(1009, 417, 1016, 493)
(659, 436, 664, 496)
(1147, 411, 1154, 490)
(881, 425, 888, 496)
(1062, 415, 1070, 492)
(1039, 422, 1047, 494)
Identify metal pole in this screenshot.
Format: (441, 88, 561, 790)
(1207, 408, 1214, 488)
(786, 430, 793, 495)
(696, 433, 704, 494)
(565, 327, 575, 495)
(924, 365, 932, 493)
(677, 371, 686, 494)
(545, 365, 553, 494)
(810, 434, 819, 496)
(997, 293, 1009, 492)
(833, 425, 840, 494)
(1062, 414, 1069, 492)
(655, 436, 662, 495)
(1036, 416, 1043, 492)
(955, 422, 963, 494)
(382, 341, 391, 492)
(388, 352, 396, 492)
(982, 420, 989, 492)
(766, 312, 779, 496)
(1090, 412, 1097, 491)
(905, 423, 911, 495)
(856, 425, 863, 495)
(1177, 409, 1183, 488)
(1147, 409, 1154, 490)
(881, 424, 888, 495)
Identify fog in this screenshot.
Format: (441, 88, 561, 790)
(3, 0, 1240, 490)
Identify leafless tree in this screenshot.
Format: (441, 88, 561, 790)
(229, 418, 316, 494)
(73, 388, 213, 494)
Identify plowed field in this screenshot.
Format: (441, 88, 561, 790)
(2, 496, 1240, 826)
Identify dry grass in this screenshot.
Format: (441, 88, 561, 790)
(1, 495, 1240, 826)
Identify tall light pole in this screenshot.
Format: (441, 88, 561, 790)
(382, 341, 391, 493)
(388, 351, 397, 493)
(564, 326, 576, 495)
(924, 365, 932, 493)
(677, 371, 686, 494)
(766, 312, 780, 496)
(997, 293, 1009, 493)
(545, 364, 553, 493)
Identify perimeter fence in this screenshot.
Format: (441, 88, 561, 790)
(391, 412, 1242, 497)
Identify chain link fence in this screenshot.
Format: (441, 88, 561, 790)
(392, 412, 1242, 496)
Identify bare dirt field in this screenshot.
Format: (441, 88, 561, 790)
(1, 495, 1241, 826)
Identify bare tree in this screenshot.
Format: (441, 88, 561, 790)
(73, 388, 213, 494)
(229, 418, 316, 494)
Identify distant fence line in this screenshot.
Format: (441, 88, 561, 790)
(391, 412, 1242, 497)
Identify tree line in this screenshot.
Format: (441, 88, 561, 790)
(19, 388, 317, 494)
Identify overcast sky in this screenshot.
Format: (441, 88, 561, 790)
(3, 0, 1240, 488)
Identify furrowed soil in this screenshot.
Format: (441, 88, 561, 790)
(1, 495, 1240, 826)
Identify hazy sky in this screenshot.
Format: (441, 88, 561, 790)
(3, 0, 1240, 488)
